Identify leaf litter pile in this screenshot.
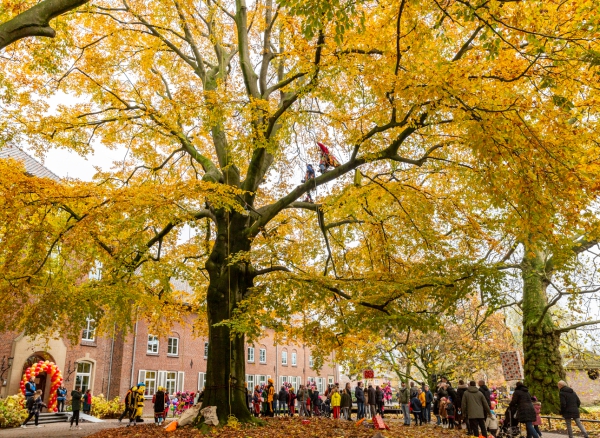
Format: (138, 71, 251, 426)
(87, 417, 466, 438)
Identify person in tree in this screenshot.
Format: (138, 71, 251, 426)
(558, 381, 589, 438)
(317, 142, 340, 173)
(21, 389, 46, 428)
(301, 164, 316, 203)
(70, 386, 82, 430)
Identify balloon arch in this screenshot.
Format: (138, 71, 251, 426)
(20, 360, 64, 412)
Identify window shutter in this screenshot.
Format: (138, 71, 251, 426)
(177, 371, 185, 392)
(157, 371, 166, 389)
(137, 370, 146, 386)
(197, 372, 205, 391)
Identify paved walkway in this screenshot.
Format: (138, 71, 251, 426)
(0, 419, 125, 438)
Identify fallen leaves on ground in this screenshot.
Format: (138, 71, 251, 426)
(86, 418, 466, 438)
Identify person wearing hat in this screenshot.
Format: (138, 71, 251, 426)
(127, 383, 146, 427)
(153, 386, 168, 425)
(267, 378, 275, 417)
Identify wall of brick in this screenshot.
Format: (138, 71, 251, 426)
(565, 369, 600, 405)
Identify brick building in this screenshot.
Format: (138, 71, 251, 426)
(0, 145, 340, 411)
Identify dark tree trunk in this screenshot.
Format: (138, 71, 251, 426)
(521, 248, 565, 414)
(201, 211, 254, 424)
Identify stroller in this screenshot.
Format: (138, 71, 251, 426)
(497, 407, 523, 438)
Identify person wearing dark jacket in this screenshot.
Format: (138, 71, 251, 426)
(558, 381, 589, 438)
(509, 382, 540, 438)
(355, 382, 365, 419)
(70, 387, 83, 430)
(375, 385, 384, 418)
(367, 384, 377, 419)
(398, 382, 411, 425)
(278, 387, 288, 415)
(479, 380, 492, 409)
(21, 390, 46, 428)
(462, 381, 491, 437)
(456, 380, 468, 430)
(411, 395, 423, 425)
(24, 377, 36, 398)
(425, 385, 434, 424)
(341, 383, 352, 420)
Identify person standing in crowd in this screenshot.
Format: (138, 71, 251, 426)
(487, 401, 499, 438)
(462, 380, 491, 437)
(479, 380, 492, 409)
(399, 381, 411, 426)
(267, 378, 275, 417)
(433, 395, 442, 426)
(509, 381, 540, 438)
(440, 397, 448, 427)
(83, 389, 92, 415)
(278, 386, 287, 416)
(341, 383, 352, 420)
(376, 385, 384, 418)
(119, 386, 134, 423)
(297, 385, 309, 417)
(410, 381, 418, 398)
(21, 389, 46, 428)
(446, 398, 456, 429)
(153, 386, 168, 425)
(25, 377, 36, 398)
(57, 385, 67, 413)
(252, 385, 261, 417)
(367, 384, 377, 419)
(424, 385, 434, 424)
(456, 380, 468, 430)
(128, 383, 145, 426)
(410, 391, 423, 426)
(70, 386, 83, 430)
(355, 381, 365, 420)
(288, 387, 297, 417)
(331, 387, 341, 419)
(531, 396, 543, 438)
(558, 380, 589, 438)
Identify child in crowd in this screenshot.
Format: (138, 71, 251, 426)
(531, 396, 543, 438)
(487, 400, 499, 437)
(433, 396, 442, 426)
(331, 388, 341, 419)
(446, 399, 455, 429)
(440, 397, 448, 427)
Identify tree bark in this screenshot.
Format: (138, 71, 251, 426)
(202, 211, 254, 424)
(0, 0, 89, 50)
(521, 247, 565, 414)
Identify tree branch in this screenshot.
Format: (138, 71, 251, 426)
(556, 320, 600, 334)
(0, 0, 89, 50)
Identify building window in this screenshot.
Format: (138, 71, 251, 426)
(165, 371, 177, 394)
(256, 375, 267, 387)
(282, 351, 288, 365)
(247, 347, 255, 363)
(204, 342, 209, 359)
(139, 370, 157, 396)
(82, 318, 96, 342)
(167, 337, 179, 356)
(75, 362, 92, 393)
(259, 348, 266, 364)
(147, 335, 159, 354)
(198, 372, 206, 391)
(309, 356, 314, 368)
(291, 352, 297, 366)
(88, 260, 103, 280)
(246, 374, 255, 391)
(328, 376, 334, 386)
(316, 377, 324, 394)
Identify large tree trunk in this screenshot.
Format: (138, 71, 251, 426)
(521, 248, 565, 414)
(201, 211, 254, 424)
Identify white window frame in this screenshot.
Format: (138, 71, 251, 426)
(198, 372, 206, 392)
(204, 342, 209, 359)
(280, 375, 288, 388)
(167, 337, 179, 356)
(165, 371, 177, 394)
(291, 352, 297, 366)
(281, 350, 288, 365)
(259, 348, 266, 364)
(309, 355, 314, 368)
(147, 335, 159, 354)
(247, 347, 255, 363)
(256, 375, 267, 387)
(88, 260, 103, 280)
(138, 370, 157, 397)
(75, 362, 92, 393)
(82, 318, 96, 341)
(316, 377, 324, 394)
(246, 374, 255, 391)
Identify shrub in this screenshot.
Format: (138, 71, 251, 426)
(0, 394, 28, 428)
(90, 394, 123, 419)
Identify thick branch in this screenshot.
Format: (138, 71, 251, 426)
(556, 320, 600, 334)
(253, 266, 290, 277)
(0, 0, 89, 50)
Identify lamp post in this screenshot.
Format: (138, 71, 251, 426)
(65, 361, 80, 382)
(0, 356, 14, 384)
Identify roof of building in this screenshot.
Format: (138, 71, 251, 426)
(564, 354, 600, 370)
(0, 145, 60, 181)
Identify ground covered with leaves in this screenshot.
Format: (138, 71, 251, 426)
(87, 417, 465, 438)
